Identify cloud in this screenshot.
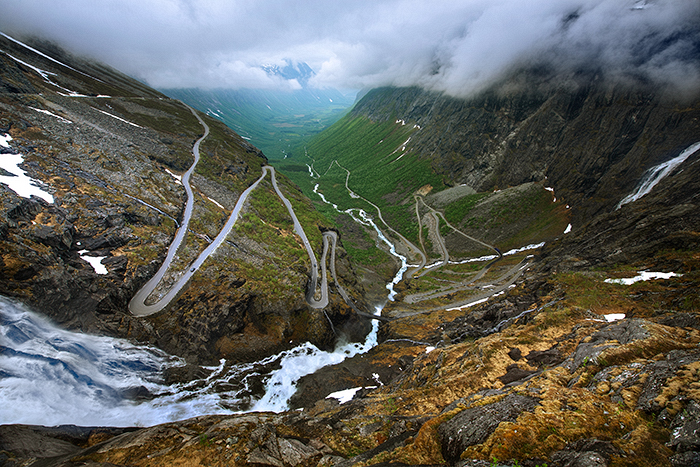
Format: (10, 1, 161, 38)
(0, 0, 698, 97)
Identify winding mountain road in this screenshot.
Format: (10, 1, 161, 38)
(129, 106, 335, 316)
(129, 106, 210, 317)
(131, 110, 527, 319)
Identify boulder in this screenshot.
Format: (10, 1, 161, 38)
(438, 394, 540, 462)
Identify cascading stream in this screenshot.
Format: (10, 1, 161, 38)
(617, 141, 700, 209)
(0, 296, 383, 426)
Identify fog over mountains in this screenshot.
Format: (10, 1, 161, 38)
(1, 0, 698, 97)
(3, 2, 700, 465)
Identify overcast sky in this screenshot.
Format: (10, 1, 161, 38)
(1, 0, 698, 97)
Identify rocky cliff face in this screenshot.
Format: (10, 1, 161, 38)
(0, 34, 368, 366)
(352, 71, 700, 226)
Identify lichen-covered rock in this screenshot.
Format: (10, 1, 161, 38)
(668, 401, 700, 455)
(438, 394, 540, 462)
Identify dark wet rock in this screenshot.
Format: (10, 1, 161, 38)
(659, 313, 700, 331)
(434, 286, 557, 344)
(498, 364, 537, 385)
(670, 451, 700, 467)
(12, 265, 38, 281)
(550, 438, 618, 467)
(31, 223, 74, 250)
(0, 425, 82, 459)
(5, 197, 43, 223)
(277, 437, 323, 467)
(668, 401, 700, 454)
(508, 347, 523, 361)
(118, 385, 152, 401)
(79, 230, 131, 250)
(245, 422, 325, 467)
(438, 394, 540, 462)
(162, 363, 213, 385)
(0, 424, 134, 462)
(637, 350, 700, 413)
(0, 54, 39, 94)
(101, 255, 128, 275)
(526, 346, 563, 367)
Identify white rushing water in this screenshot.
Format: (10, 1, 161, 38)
(252, 306, 381, 412)
(351, 209, 410, 300)
(0, 299, 382, 426)
(617, 141, 700, 209)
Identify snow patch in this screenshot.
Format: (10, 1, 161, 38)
(326, 387, 363, 404)
(504, 242, 545, 256)
(446, 297, 489, 311)
(604, 314, 625, 322)
(449, 242, 545, 265)
(564, 224, 572, 234)
(0, 133, 12, 148)
(0, 153, 54, 203)
(78, 250, 108, 275)
(57, 91, 90, 98)
(604, 271, 682, 285)
(93, 108, 143, 128)
(165, 169, 182, 184)
(207, 197, 224, 209)
(30, 107, 72, 123)
(391, 137, 412, 162)
(1, 32, 90, 77)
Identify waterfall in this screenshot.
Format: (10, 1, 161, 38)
(0, 295, 382, 426)
(617, 141, 700, 209)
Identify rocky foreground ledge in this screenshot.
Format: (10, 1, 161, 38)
(3, 247, 700, 467)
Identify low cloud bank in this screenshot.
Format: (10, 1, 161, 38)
(1, 0, 698, 97)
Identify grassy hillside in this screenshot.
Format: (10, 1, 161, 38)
(281, 116, 445, 235)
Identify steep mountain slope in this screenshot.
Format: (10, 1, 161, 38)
(349, 76, 700, 226)
(0, 33, 368, 366)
